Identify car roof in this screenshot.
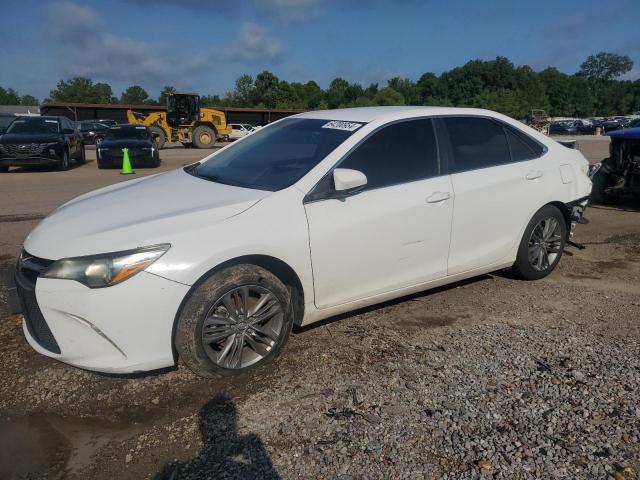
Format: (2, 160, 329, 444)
(294, 106, 506, 123)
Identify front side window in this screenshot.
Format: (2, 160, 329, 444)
(189, 118, 362, 191)
(339, 119, 439, 190)
(443, 117, 510, 172)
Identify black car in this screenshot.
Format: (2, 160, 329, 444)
(97, 124, 160, 169)
(79, 121, 111, 144)
(96, 119, 117, 126)
(0, 113, 18, 134)
(0, 116, 85, 172)
(549, 120, 595, 135)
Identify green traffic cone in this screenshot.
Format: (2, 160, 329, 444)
(120, 147, 134, 175)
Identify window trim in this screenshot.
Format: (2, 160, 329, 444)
(303, 116, 445, 204)
(435, 114, 548, 175)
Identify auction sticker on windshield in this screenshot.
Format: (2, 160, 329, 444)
(321, 120, 363, 131)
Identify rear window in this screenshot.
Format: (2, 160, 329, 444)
(503, 124, 544, 161)
(105, 126, 150, 140)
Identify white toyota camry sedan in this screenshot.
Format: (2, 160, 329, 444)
(14, 107, 592, 377)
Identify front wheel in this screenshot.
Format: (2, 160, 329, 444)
(192, 125, 217, 148)
(513, 205, 567, 280)
(76, 145, 86, 164)
(57, 149, 70, 171)
(175, 264, 293, 378)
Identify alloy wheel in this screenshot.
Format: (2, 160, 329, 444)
(200, 285, 284, 369)
(528, 217, 563, 271)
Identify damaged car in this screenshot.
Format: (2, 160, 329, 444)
(591, 127, 640, 202)
(12, 107, 592, 377)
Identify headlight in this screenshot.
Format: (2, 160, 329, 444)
(43, 244, 170, 288)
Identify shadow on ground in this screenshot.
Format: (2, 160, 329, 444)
(155, 395, 279, 480)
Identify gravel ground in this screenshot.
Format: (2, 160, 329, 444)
(1, 136, 639, 479)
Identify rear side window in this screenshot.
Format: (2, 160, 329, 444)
(443, 117, 510, 172)
(503, 124, 544, 161)
(340, 119, 439, 190)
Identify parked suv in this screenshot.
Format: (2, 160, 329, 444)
(0, 116, 85, 172)
(13, 107, 592, 377)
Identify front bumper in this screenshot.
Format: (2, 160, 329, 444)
(17, 262, 190, 373)
(97, 149, 156, 168)
(0, 155, 61, 167)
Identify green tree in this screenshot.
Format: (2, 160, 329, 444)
(253, 71, 280, 108)
(373, 87, 405, 106)
(120, 85, 149, 104)
(0, 87, 21, 105)
(159, 85, 176, 105)
(304, 81, 324, 109)
(578, 52, 633, 81)
(20, 94, 39, 106)
(49, 78, 113, 103)
(326, 78, 350, 108)
(233, 75, 255, 107)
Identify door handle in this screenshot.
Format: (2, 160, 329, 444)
(426, 191, 451, 203)
(525, 170, 543, 180)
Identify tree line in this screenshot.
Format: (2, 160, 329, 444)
(1, 52, 637, 119)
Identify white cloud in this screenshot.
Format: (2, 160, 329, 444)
(45, 2, 284, 89)
(223, 23, 284, 63)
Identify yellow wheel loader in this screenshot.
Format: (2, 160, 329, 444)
(126, 93, 231, 149)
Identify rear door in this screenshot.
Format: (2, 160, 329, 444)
(304, 118, 454, 309)
(440, 116, 550, 275)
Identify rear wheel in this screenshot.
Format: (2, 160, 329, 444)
(193, 125, 217, 149)
(175, 264, 293, 378)
(0, 166, 8, 173)
(513, 205, 567, 280)
(148, 125, 166, 150)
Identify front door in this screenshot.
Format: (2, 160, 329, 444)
(304, 118, 454, 309)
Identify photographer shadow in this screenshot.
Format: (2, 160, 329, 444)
(155, 395, 279, 480)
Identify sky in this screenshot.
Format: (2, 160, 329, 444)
(0, 0, 638, 101)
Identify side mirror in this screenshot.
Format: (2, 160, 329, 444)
(333, 168, 367, 194)
(63, 128, 75, 134)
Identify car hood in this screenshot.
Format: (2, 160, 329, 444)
(99, 139, 152, 149)
(606, 127, 640, 139)
(0, 133, 61, 144)
(24, 168, 271, 259)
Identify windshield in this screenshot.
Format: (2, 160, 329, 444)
(0, 116, 16, 129)
(189, 118, 363, 191)
(105, 126, 150, 140)
(6, 117, 59, 134)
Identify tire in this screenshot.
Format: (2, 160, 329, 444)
(58, 149, 70, 171)
(0, 166, 8, 173)
(513, 205, 567, 280)
(76, 145, 86, 164)
(175, 264, 294, 378)
(192, 125, 217, 149)
(152, 154, 160, 168)
(148, 125, 166, 150)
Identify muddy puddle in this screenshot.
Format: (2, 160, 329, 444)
(0, 413, 144, 479)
